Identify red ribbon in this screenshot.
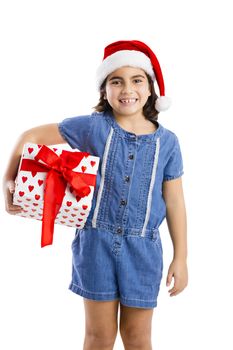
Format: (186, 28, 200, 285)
(20, 145, 97, 247)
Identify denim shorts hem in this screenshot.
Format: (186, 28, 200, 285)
(69, 282, 119, 301)
(120, 295, 157, 309)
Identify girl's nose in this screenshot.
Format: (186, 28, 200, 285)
(121, 83, 134, 94)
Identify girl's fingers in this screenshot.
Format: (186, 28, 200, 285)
(168, 285, 179, 296)
(166, 272, 173, 287)
(168, 279, 186, 296)
(7, 180, 16, 193)
(5, 180, 23, 214)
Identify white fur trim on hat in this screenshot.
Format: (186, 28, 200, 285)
(96, 50, 156, 89)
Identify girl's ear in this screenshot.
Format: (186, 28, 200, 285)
(100, 87, 106, 100)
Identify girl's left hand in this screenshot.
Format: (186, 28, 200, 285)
(4, 179, 22, 214)
(166, 259, 188, 297)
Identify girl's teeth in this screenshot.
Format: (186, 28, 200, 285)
(120, 99, 136, 103)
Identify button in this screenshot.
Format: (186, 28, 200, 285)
(120, 199, 127, 206)
(128, 154, 134, 160)
(125, 176, 130, 182)
(117, 227, 123, 234)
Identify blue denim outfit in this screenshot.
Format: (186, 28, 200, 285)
(58, 111, 183, 308)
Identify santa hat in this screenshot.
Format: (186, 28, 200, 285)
(96, 40, 171, 112)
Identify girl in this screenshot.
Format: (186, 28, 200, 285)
(3, 40, 188, 350)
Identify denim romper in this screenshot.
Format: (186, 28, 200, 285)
(58, 111, 183, 308)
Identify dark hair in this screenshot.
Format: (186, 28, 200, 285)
(93, 73, 159, 122)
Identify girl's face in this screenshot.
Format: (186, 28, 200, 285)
(105, 66, 151, 119)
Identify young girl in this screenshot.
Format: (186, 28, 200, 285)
(3, 40, 188, 350)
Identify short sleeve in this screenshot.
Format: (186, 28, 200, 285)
(163, 136, 184, 181)
(58, 115, 93, 151)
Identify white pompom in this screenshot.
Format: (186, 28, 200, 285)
(155, 96, 172, 112)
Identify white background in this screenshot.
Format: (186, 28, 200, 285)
(0, 0, 232, 349)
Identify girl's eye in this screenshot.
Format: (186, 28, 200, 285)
(111, 80, 121, 85)
(134, 79, 142, 83)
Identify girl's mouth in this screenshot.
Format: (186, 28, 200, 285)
(119, 98, 138, 104)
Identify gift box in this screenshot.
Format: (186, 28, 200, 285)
(13, 143, 99, 247)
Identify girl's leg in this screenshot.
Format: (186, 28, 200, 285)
(83, 298, 119, 350)
(119, 303, 154, 350)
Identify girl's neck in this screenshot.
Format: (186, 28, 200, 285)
(113, 112, 157, 136)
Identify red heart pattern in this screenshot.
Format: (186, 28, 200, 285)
(22, 176, 28, 183)
(13, 142, 99, 230)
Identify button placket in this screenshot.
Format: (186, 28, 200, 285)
(115, 139, 137, 231)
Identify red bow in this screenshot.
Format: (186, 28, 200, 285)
(20, 145, 97, 247)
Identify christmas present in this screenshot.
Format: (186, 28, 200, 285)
(13, 143, 99, 247)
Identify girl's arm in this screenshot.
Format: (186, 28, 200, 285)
(3, 123, 66, 214)
(162, 177, 188, 296)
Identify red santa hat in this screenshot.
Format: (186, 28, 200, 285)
(96, 40, 171, 112)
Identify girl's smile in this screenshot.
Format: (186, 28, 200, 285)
(119, 98, 137, 104)
(119, 98, 138, 106)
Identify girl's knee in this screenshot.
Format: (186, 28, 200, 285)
(120, 320, 152, 349)
(120, 328, 151, 348)
(84, 329, 117, 349)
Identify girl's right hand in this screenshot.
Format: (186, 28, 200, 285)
(4, 180, 23, 215)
